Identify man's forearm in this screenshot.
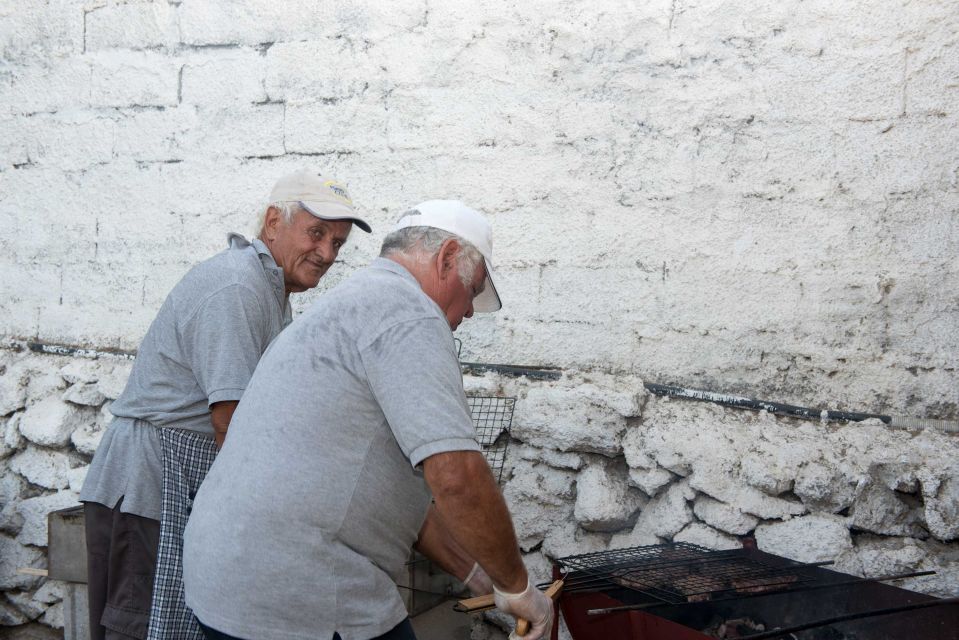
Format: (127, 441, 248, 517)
(413, 504, 475, 580)
(423, 451, 528, 593)
(210, 401, 238, 449)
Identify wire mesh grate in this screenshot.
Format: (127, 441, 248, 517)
(558, 543, 817, 604)
(467, 395, 515, 484)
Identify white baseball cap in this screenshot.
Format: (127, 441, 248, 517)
(392, 200, 502, 312)
(270, 169, 372, 233)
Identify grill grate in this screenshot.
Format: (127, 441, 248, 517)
(467, 395, 515, 484)
(558, 543, 817, 605)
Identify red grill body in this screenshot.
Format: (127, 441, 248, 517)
(553, 547, 959, 640)
(558, 590, 710, 640)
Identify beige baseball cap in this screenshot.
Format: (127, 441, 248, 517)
(392, 200, 502, 313)
(269, 169, 372, 233)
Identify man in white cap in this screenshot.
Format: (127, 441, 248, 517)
(80, 169, 371, 640)
(182, 201, 553, 640)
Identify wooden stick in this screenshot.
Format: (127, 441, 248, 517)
(453, 592, 496, 613)
(454, 579, 566, 620)
(16, 568, 48, 577)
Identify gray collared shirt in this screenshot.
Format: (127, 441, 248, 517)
(80, 234, 291, 520)
(183, 258, 481, 640)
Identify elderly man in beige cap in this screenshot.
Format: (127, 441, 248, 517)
(80, 169, 371, 640)
(182, 200, 552, 640)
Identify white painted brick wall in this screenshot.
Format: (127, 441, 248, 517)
(0, 0, 957, 418)
(179, 49, 268, 106)
(0, 0, 84, 62)
(84, 1, 179, 52)
(188, 102, 286, 158)
(2, 59, 93, 115)
(285, 101, 388, 154)
(88, 51, 181, 108)
(178, 0, 317, 47)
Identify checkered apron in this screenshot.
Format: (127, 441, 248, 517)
(147, 428, 217, 640)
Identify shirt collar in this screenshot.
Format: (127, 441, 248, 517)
(227, 233, 289, 316)
(226, 232, 280, 267)
(371, 257, 451, 321)
(226, 232, 250, 249)
(370, 257, 421, 287)
(251, 237, 279, 268)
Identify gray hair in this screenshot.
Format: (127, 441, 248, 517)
(380, 226, 484, 287)
(254, 201, 299, 236)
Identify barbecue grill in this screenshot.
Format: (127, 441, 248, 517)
(550, 543, 958, 640)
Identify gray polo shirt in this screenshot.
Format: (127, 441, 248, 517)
(80, 234, 291, 520)
(182, 258, 481, 640)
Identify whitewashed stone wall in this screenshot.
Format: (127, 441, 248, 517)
(465, 371, 959, 639)
(2, 0, 958, 634)
(3, 347, 957, 632)
(0, 347, 129, 628)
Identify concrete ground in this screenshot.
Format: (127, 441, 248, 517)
(0, 623, 63, 639)
(410, 601, 472, 640)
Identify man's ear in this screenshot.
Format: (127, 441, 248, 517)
(262, 206, 282, 241)
(437, 238, 460, 280)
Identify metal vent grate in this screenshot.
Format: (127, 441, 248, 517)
(467, 395, 515, 484)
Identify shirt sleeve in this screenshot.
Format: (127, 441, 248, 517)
(181, 283, 273, 405)
(359, 316, 481, 468)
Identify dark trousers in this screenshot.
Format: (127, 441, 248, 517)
(198, 617, 418, 640)
(85, 501, 161, 640)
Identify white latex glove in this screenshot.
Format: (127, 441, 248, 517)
(463, 562, 494, 596)
(493, 578, 553, 640)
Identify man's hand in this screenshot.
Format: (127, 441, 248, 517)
(493, 579, 553, 640)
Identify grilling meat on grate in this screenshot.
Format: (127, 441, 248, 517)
(685, 575, 727, 602)
(732, 573, 798, 594)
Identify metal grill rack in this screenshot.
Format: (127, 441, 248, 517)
(467, 395, 515, 484)
(558, 543, 817, 605)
